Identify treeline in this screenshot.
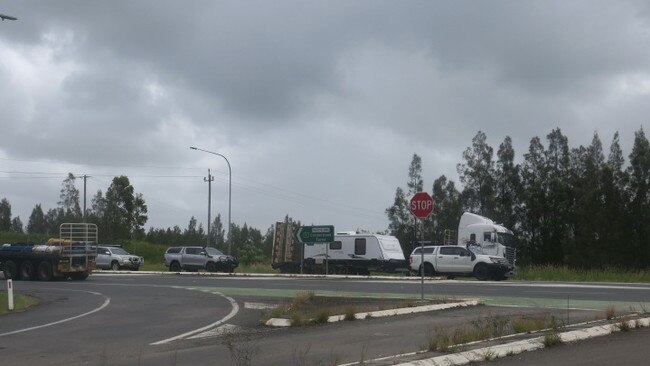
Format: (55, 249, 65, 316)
(144, 215, 278, 263)
(0, 173, 283, 263)
(1, 174, 148, 242)
(387, 128, 650, 269)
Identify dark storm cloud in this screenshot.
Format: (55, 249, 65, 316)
(1, 0, 650, 231)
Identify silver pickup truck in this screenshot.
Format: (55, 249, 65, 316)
(164, 246, 238, 273)
(96, 246, 144, 271)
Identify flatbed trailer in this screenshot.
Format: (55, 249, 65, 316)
(0, 223, 98, 281)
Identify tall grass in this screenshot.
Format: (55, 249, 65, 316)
(517, 265, 650, 283)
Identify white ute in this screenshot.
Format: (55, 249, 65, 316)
(409, 245, 510, 280)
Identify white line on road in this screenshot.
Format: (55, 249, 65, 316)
(150, 290, 239, 346)
(244, 302, 277, 310)
(0, 290, 110, 338)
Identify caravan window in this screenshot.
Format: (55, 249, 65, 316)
(354, 238, 366, 255)
(330, 241, 342, 250)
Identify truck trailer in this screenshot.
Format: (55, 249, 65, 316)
(0, 223, 98, 281)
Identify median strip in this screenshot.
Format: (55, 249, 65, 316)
(265, 300, 480, 327)
(363, 316, 650, 366)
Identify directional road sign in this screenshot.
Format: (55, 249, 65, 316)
(294, 225, 335, 245)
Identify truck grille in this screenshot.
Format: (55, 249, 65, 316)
(505, 247, 516, 266)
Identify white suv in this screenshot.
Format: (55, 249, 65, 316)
(96, 246, 144, 271)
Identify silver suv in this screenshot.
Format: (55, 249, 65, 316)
(164, 246, 238, 273)
(96, 246, 144, 271)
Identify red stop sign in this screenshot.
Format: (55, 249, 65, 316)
(410, 192, 434, 218)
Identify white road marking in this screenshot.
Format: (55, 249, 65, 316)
(150, 291, 239, 345)
(244, 302, 276, 310)
(0, 290, 110, 337)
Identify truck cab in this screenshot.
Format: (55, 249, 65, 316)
(457, 212, 516, 273)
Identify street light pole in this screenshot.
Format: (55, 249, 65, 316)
(190, 146, 232, 255)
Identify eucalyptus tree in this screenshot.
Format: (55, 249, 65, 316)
(210, 214, 226, 250)
(183, 216, 204, 244)
(626, 128, 650, 267)
(431, 175, 463, 244)
(27, 204, 47, 233)
(600, 132, 630, 266)
(570, 133, 605, 267)
(494, 136, 521, 231)
(103, 176, 148, 241)
(386, 186, 412, 254)
(542, 128, 572, 265)
(0, 198, 11, 231)
(58, 173, 82, 221)
(386, 154, 425, 254)
(457, 131, 496, 217)
(131, 193, 148, 240)
(519, 136, 546, 264)
(10, 217, 23, 233)
(44, 208, 64, 235)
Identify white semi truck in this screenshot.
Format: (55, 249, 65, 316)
(409, 212, 516, 280)
(457, 212, 516, 273)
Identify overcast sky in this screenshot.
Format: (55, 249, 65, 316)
(1, 0, 650, 235)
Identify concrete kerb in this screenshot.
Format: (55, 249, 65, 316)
(92, 270, 445, 281)
(264, 300, 481, 327)
(363, 316, 650, 366)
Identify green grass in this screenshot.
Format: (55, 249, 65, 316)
(0, 291, 39, 314)
(542, 331, 563, 347)
(512, 315, 562, 333)
(517, 265, 650, 283)
(427, 314, 566, 352)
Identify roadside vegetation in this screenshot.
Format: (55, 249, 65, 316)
(0, 291, 39, 314)
(516, 265, 650, 283)
(261, 291, 432, 325)
(426, 314, 563, 352)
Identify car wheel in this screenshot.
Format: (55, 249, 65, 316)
(206, 262, 216, 272)
(19, 261, 36, 280)
(420, 263, 435, 277)
(170, 261, 181, 272)
(111, 261, 120, 271)
(473, 264, 489, 281)
(37, 261, 53, 281)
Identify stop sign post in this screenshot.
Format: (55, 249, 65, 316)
(410, 192, 434, 301)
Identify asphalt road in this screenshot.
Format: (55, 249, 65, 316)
(482, 326, 650, 366)
(1, 273, 649, 365)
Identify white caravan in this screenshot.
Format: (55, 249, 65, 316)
(301, 232, 408, 275)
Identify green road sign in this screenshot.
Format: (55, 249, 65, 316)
(294, 225, 335, 245)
